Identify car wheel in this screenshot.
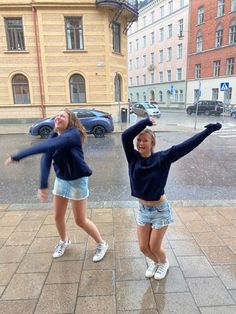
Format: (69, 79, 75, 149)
(93, 125, 105, 138)
(39, 126, 52, 138)
(204, 110, 210, 116)
(232, 112, 236, 119)
(186, 108, 192, 115)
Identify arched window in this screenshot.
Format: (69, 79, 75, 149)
(130, 93, 133, 101)
(143, 92, 146, 101)
(69, 74, 86, 103)
(114, 73, 122, 101)
(229, 19, 236, 44)
(136, 92, 139, 102)
(12, 74, 30, 104)
(196, 31, 203, 52)
(158, 91, 163, 102)
(215, 24, 223, 47)
(150, 90, 155, 101)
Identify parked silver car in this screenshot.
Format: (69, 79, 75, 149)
(132, 102, 161, 118)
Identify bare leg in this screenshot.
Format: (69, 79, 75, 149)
(71, 198, 104, 243)
(149, 225, 168, 263)
(137, 224, 159, 262)
(53, 195, 69, 241)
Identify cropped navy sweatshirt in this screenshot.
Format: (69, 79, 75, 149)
(122, 118, 220, 201)
(11, 127, 92, 189)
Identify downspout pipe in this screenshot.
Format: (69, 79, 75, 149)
(32, 6, 46, 118)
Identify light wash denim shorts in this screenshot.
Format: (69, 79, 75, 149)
(52, 177, 89, 200)
(136, 200, 174, 229)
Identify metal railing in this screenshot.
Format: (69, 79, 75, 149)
(96, 0, 139, 13)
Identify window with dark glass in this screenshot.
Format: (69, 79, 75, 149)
(226, 57, 234, 75)
(217, 0, 225, 17)
(12, 74, 30, 104)
(114, 74, 121, 101)
(213, 60, 221, 77)
(69, 74, 86, 103)
(196, 32, 203, 52)
(229, 21, 236, 44)
(113, 22, 121, 53)
(5, 18, 25, 51)
(197, 7, 204, 25)
(195, 64, 201, 78)
(65, 17, 84, 50)
(215, 26, 223, 47)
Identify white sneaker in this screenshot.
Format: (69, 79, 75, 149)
(53, 240, 71, 258)
(92, 241, 109, 262)
(154, 259, 169, 280)
(145, 261, 158, 278)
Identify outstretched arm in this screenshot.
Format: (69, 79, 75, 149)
(121, 118, 153, 162)
(164, 123, 222, 163)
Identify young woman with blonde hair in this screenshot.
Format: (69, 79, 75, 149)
(5, 108, 108, 261)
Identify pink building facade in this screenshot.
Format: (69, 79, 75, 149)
(128, 0, 189, 108)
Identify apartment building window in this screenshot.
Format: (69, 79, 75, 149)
(168, 24, 172, 38)
(5, 18, 25, 51)
(212, 88, 219, 100)
(143, 55, 146, 67)
(177, 68, 182, 80)
(143, 92, 147, 101)
(150, 52, 154, 65)
(180, 0, 184, 8)
(178, 19, 184, 37)
(130, 77, 133, 86)
(159, 71, 163, 82)
(143, 16, 146, 27)
(232, 0, 236, 12)
(136, 92, 139, 101)
(129, 59, 132, 70)
(143, 35, 146, 48)
(65, 17, 84, 50)
(136, 57, 139, 69)
(167, 70, 171, 82)
(159, 50, 163, 63)
(160, 6, 164, 18)
(217, 0, 225, 17)
(174, 90, 179, 102)
(197, 7, 204, 25)
(195, 64, 201, 78)
(69, 74, 86, 103)
(150, 32, 155, 45)
(12, 74, 30, 104)
(168, 1, 173, 14)
(196, 32, 203, 52)
(143, 74, 146, 85)
(213, 60, 221, 76)
(226, 57, 234, 75)
(179, 90, 183, 101)
(150, 73, 154, 84)
(177, 43, 183, 59)
(129, 41, 132, 53)
(159, 28, 164, 41)
(136, 76, 139, 86)
(159, 91, 163, 102)
(136, 38, 139, 50)
(215, 25, 223, 47)
(151, 11, 155, 23)
(167, 47, 172, 61)
(229, 21, 236, 44)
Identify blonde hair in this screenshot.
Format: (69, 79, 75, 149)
(55, 108, 87, 143)
(137, 128, 156, 152)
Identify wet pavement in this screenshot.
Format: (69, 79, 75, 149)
(0, 200, 236, 313)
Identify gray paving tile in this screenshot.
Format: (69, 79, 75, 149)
(155, 292, 200, 314)
(17, 253, 52, 273)
(115, 241, 143, 259)
(15, 219, 42, 232)
(0, 226, 15, 239)
(2, 273, 46, 300)
(170, 239, 203, 256)
(202, 246, 236, 265)
(5, 231, 37, 246)
(84, 251, 115, 270)
(116, 280, 156, 311)
(46, 260, 83, 284)
(0, 263, 18, 285)
(0, 245, 28, 263)
(28, 237, 57, 254)
(213, 265, 236, 289)
(0, 300, 37, 314)
(200, 305, 236, 314)
(35, 283, 77, 314)
(177, 256, 216, 277)
(78, 270, 114, 296)
(75, 295, 116, 314)
(186, 277, 235, 307)
(116, 258, 147, 281)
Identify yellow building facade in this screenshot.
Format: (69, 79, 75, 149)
(0, 0, 138, 120)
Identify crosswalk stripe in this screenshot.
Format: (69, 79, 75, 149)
(218, 135, 236, 138)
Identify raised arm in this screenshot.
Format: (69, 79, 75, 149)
(164, 123, 222, 163)
(121, 118, 153, 162)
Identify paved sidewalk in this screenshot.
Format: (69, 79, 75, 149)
(0, 200, 236, 313)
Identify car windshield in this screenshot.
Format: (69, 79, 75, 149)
(144, 103, 156, 109)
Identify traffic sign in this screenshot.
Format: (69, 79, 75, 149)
(220, 82, 229, 91)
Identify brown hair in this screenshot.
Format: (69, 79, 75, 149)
(137, 128, 156, 152)
(56, 108, 87, 143)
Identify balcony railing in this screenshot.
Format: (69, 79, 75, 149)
(96, 0, 139, 15)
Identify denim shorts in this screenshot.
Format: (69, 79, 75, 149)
(136, 200, 174, 229)
(52, 177, 89, 200)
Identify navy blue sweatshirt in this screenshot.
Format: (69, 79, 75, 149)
(11, 127, 92, 189)
(122, 118, 220, 201)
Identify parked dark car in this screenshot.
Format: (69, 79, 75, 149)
(131, 102, 161, 118)
(29, 109, 114, 138)
(230, 107, 236, 119)
(186, 100, 224, 116)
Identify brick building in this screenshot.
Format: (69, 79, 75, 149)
(187, 0, 236, 107)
